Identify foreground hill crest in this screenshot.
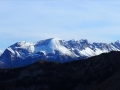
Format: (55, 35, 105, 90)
(1, 51, 120, 90)
(0, 37, 120, 68)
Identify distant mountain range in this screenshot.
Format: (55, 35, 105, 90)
(0, 37, 120, 68)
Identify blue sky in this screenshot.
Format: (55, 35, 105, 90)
(0, 1, 120, 50)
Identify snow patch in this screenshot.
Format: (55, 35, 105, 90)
(0, 50, 3, 56)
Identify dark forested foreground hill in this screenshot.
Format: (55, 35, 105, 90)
(1, 51, 120, 90)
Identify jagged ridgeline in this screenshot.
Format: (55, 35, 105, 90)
(0, 38, 120, 68)
(0, 51, 120, 90)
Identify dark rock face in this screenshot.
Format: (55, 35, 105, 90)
(0, 51, 120, 90)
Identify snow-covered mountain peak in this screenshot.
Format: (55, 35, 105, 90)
(48, 38, 61, 48)
(35, 38, 61, 46)
(79, 39, 88, 43)
(1, 38, 120, 68)
(34, 37, 74, 56)
(67, 39, 89, 45)
(14, 41, 34, 53)
(16, 41, 33, 46)
(51, 37, 61, 40)
(115, 40, 120, 44)
(70, 39, 79, 42)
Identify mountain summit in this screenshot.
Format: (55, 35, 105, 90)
(0, 38, 120, 68)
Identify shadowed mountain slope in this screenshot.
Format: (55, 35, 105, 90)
(92, 70, 120, 90)
(0, 51, 120, 90)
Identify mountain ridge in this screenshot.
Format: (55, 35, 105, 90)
(0, 37, 120, 68)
